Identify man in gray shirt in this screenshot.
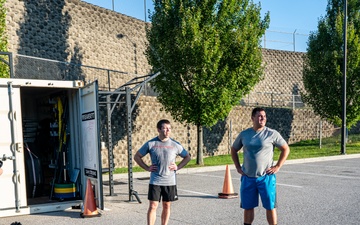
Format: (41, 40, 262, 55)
(231, 107, 290, 225)
(134, 119, 190, 225)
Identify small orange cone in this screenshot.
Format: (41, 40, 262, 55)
(81, 179, 101, 218)
(218, 165, 238, 199)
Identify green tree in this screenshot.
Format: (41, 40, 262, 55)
(0, 0, 8, 78)
(146, 0, 269, 164)
(303, 0, 360, 128)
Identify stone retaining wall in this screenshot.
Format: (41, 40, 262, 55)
(100, 96, 337, 168)
(4, 0, 339, 168)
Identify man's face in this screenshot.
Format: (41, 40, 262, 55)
(252, 110, 267, 129)
(158, 123, 171, 139)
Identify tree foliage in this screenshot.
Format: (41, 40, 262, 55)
(0, 0, 8, 78)
(146, 0, 269, 163)
(303, 0, 360, 128)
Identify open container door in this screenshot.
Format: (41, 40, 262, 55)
(79, 80, 103, 210)
(0, 81, 27, 217)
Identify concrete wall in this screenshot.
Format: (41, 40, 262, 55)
(4, 0, 338, 168)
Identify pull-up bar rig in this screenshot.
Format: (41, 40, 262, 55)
(98, 72, 160, 203)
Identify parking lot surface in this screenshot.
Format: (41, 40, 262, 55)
(2, 154, 360, 225)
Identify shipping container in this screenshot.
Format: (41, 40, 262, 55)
(0, 78, 103, 217)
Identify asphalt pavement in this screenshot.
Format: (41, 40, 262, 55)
(2, 154, 360, 225)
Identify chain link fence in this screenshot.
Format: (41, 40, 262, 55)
(9, 53, 308, 108)
(241, 92, 306, 109)
(262, 29, 310, 52)
(11, 53, 143, 91)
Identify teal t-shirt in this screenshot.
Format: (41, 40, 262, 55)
(232, 126, 287, 178)
(138, 137, 188, 185)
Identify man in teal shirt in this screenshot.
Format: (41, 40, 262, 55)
(134, 119, 190, 225)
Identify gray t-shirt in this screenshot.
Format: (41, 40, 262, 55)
(232, 126, 287, 178)
(138, 137, 188, 186)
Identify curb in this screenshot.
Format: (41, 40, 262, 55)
(283, 153, 360, 165)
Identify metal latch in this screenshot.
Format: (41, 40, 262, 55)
(1, 154, 15, 161)
(16, 142, 22, 152)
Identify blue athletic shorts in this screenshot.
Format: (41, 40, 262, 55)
(240, 174, 277, 210)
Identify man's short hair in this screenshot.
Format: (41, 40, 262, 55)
(251, 107, 266, 117)
(157, 119, 171, 130)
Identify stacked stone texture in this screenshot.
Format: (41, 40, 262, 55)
(5, 0, 151, 83)
(105, 98, 336, 168)
(4, 0, 338, 168)
(245, 49, 306, 106)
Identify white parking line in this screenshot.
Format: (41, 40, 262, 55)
(134, 179, 218, 197)
(277, 183, 303, 188)
(191, 174, 225, 179)
(281, 171, 360, 179)
(190, 173, 303, 188)
(177, 189, 218, 197)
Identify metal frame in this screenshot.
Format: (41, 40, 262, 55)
(0, 52, 19, 211)
(98, 72, 160, 202)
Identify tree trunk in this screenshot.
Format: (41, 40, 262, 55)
(196, 124, 204, 165)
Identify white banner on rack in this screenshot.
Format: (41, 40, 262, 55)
(81, 111, 97, 177)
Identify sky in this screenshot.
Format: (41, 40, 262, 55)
(83, 0, 329, 52)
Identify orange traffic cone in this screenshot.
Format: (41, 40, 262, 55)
(81, 179, 101, 218)
(218, 165, 238, 199)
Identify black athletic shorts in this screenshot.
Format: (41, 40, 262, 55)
(148, 184, 178, 202)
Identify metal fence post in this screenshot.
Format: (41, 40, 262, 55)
(319, 120, 322, 149)
(293, 29, 297, 52)
(292, 94, 295, 110)
(106, 95, 115, 196)
(264, 33, 266, 48)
